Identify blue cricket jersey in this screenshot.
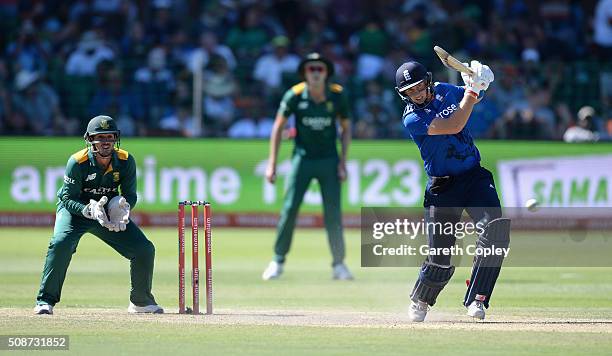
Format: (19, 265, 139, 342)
(402, 82, 480, 177)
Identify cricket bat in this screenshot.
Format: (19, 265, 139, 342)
(433, 46, 474, 76)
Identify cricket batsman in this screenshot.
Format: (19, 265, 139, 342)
(395, 59, 510, 321)
(34, 115, 163, 314)
(262, 53, 353, 280)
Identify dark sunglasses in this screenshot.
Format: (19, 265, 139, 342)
(307, 66, 326, 73)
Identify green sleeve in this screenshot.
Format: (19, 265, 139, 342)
(58, 158, 87, 216)
(276, 89, 296, 118)
(337, 91, 351, 120)
(120, 154, 138, 208)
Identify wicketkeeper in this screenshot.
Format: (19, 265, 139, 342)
(34, 115, 163, 314)
(394, 59, 509, 321)
(262, 53, 353, 280)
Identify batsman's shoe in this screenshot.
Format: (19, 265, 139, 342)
(332, 263, 354, 280)
(127, 302, 164, 314)
(467, 300, 486, 320)
(33, 304, 53, 315)
(408, 300, 429, 322)
(262, 261, 283, 280)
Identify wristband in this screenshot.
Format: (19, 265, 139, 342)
(466, 90, 479, 99)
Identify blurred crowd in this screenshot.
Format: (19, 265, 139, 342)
(0, 0, 611, 141)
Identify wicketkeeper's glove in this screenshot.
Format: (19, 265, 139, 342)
(107, 195, 131, 232)
(82, 196, 118, 231)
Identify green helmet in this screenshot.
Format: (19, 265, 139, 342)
(83, 115, 121, 149)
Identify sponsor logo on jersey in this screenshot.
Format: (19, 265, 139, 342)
(85, 173, 97, 181)
(64, 175, 75, 185)
(298, 101, 309, 109)
(302, 116, 332, 130)
(435, 94, 444, 101)
(83, 187, 118, 195)
(435, 104, 458, 119)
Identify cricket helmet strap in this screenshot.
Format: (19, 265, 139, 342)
(395, 61, 433, 106)
(298, 52, 334, 78)
(84, 115, 121, 150)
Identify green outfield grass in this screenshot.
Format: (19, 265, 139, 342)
(1, 227, 612, 355)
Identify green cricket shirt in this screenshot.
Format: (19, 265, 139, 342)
(57, 148, 137, 216)
(277, 82, 350, 159)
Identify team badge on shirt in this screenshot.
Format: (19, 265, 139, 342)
(326, 101, 334, 112)
(113, 172, 120, 182)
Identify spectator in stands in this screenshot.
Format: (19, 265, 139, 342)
(396, 11, 432, 61)
(228, 101, 273, 139)
(225, 6, 270, 61)
(538, 0, 582, 60)
(253, 36, 300, 95)
(355, 80, 395, 126)
(320, 41, 352, 80)
(356, 101, 396, 138)
(496, 83, 555, 140)
(466, 94, 501, 138)
(6, 20, 50, 73)
(65, 31, 114, 77)
(146, 0, 178, 44)
(134, 46, 175, 129)
(0, 60, 12, 134)
(351, 19, 389, 81)
(296, 17, 337, 50)
(601, 70, 612, 127)
(168, 29, 194, 70)
(594, 0, 612, 59)
(401, 0, 448, 25)
(382, 46, 409, 87)
(203, 55, 237, 136)
(188, 31, 236, 73)
(120, 22, 150, 76)
(88, 68, 140, 136)
(0, 1, 609, 139)
(563, 106, 600, 142)
(11, 70, 75, 135)
(159, 100, 200, 137)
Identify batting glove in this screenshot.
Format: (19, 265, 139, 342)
(461, 60, 494, 96)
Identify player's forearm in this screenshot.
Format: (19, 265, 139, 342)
(61, 196, 87, 216)
(339, 120, 351, 163)
(452, 93, 478, 129)
(428, 94, 478, 135)
(268, 117, 284, 166)
(121, 156, 138, 208)
(60, 161, 87, 216)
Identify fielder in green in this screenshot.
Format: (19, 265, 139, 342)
(34, 115, 163, 315)
(262, 53, 353, 280)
